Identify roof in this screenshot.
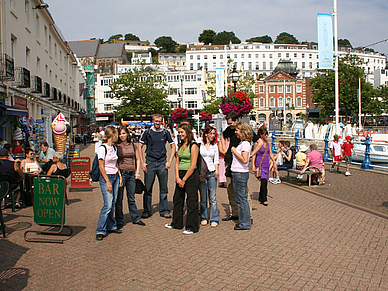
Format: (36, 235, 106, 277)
(96, 43, 124, 59)
(67, 40, 100, 58)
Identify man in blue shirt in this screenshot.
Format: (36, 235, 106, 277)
(138, 114, 176, 218)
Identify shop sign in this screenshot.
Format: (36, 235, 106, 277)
(70, 157, 91, 188)
(96, 116, 109, 121)
(36, 119, 44, 124)
(13, 95, 28, 110)
(84, 65, 94, 72)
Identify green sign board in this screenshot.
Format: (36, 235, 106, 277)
(33, 177, 65, 225)
(84, 65, 94, 72)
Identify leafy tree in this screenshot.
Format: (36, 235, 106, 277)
(154, 36, 177, 53)
(107, 34, 123, 43)
(213, 31, 241, 45)
(338, 39, 352, 47)
(124, 33, 140, 41)
(177, 45, 187, 53)
(309, 54, 384, 121)
(198, 29, 216, 45)
(274, 32, 299, 44)
(126, 52, 132, 63)
(148, 48, 159, 64)
(246, 35, 273, 43)
(110, 62, 171, 120)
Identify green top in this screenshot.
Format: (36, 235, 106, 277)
(178, 142, 195, 171)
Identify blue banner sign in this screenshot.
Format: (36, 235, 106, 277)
(317, 13, 334, 70)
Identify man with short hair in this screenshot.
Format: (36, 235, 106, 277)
(0, 148, 23, 208)
(139, 114, 176, 218)
(38, 141, 55, 163)
(221, 111, 252, 221)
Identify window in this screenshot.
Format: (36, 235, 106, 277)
(248, 62, 252, 70)
(26, 47, 30, 69)
(248, 54, 251, 58)
(302, 62, 305, 68)
(241, 54, 244, 58)
(278, 85, 283, 94)
(204, 63, 208, 70)
(25, 0, 30, 25)
(185, 101, 197, 108)
(213, 62, 216, 69)
(270, 62, 273, 70)
(269, 98, 275, 107)
(36, 57, 40, 75)
(49, 35, 52, 54)
(269, 86, 275, 93)
(35, 15, 40, 38)
(262, 54, 266, 58)
(102, 78, 112, 86)
(255, 54, 259, 58)
(309, 54, 312, 59)
(204, 55, 208, 59)
(234, 54, 237, 58)
(262, 62, 266, 70)
(190, 63, 193, 70)
(309, 62, 313, 69)
(190, 55, 193, 59)
(197, 75, 201, 81)
(259, 86, 264, 93)
(297, 97, 302, 107)
(220, 55, 223, 59)
(168, 88, 178, 95)
(278, 97, 283, 107)
(278, 53, 281, 58)
(185, 74, 190, 81)
(286, 97, 292, 107)
(294, 53, 297, 57)
(286, 85, 291, 93)
(259, 98, 265, 108)
(227, 54, 230, 59)
(197, 55, 200, 60)
(44, 26, 48, 47)
(296, 84, 302, 93)
(104, 91, 113, 98)
(104, 104, 113, 111)
(286, 53, 289, 58)
(185, 88, 197, 95)
(255, 62, 260, 70)
(197, 63, 201, 70)
(302, 53, 305, 58)
(213, 55, 216, 59)
(11, 36, 16, 59)
(269, 54, 273, 58)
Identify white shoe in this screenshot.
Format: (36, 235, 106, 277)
(183, 229, 194, 235)
(296, 174, 302, 179)
(165, 224, 173, 229)
(275, 178, 281, 184)
(269, 178, 275, 183)
(345, 171, 351, 176)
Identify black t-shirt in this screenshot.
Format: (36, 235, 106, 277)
(223, 127, 240, 164)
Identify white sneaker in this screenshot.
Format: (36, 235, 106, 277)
(165, 224, 173, 229)
(345, 171, 351, 176)
(275, 178, 281, 184)
(269, 178, 275, 183)
(183, 229, 194, 235)
(296, 174, 302, 179)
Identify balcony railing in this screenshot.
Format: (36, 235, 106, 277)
(31, 75, 42, 93)
(50, 87, 58, 101)
(14, 67, 30, 88)
(42, 82, 50, 97)
(0, 53, 14, 81)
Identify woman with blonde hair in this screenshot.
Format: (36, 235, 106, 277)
(230, 121, 253, 230)
(96, 126, 123, 241)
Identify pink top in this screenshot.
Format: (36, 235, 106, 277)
(231, 141, 251, 173)
(306, 150, 324, 169)
(97, 144, 118, 174)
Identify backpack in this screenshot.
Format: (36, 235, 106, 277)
(90, 145, 117, 182)
(189, 142, 210, 183)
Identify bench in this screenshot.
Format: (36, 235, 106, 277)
(286, 167, 322, 187)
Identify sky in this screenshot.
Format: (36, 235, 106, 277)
(47, 0, 388, 56)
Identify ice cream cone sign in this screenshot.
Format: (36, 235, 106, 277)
(52, 112, 69, 154)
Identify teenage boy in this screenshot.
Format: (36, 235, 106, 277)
(342, 135, 357, 176)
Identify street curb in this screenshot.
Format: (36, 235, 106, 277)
(282, 180, 388, 221)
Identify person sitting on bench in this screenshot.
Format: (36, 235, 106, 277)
(300, 144, 325, 185)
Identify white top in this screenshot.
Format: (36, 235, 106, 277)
(97, 144, 118, 175)
(329, 141, 342, 156)
(231, 141, 251, 173)
(200, 143, 219, 172)
(24, 162, 40, 172)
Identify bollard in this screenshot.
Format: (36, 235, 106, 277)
(323, 133, 330, 162)
(271, 130, 277, 154)
(361, 134, 373, 169)
(295, 130, 299, 153)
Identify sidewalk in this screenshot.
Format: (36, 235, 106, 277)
(0, 143, 387, 290)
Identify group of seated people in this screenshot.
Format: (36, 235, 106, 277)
(0, 141, 68, 209)
(268, 140, 325, 186)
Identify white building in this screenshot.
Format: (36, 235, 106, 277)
(186, 43, 386, 80)
(373, 69, 388, 88)
(0, 0, 87, 145)
(95, 65, 205, 122)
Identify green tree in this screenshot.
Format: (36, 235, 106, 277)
(198, 29, 216, 45)
(148, 48, 159, 64)
(177, 45, 187, 53)
(246, 35, 272, 43)
(124, 33, 140, 41)
(110, 62, 171, 120)
(213, 31, 241, 45)
(274, 32, 299, 44)
(154, 36, 177, 53)
(338, 39, 352, 47)
(309, 54, 384, 121)
(107, 34, 123, 43)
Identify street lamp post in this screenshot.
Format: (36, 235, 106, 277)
(230, 66, 240, 92)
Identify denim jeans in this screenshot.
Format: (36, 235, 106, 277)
(200, 172, 219, 223)
(96, 173, 120, 235)
(143, 159, 170, 216)
(231, 171, 251, 229)
(116, 171, 140, 225)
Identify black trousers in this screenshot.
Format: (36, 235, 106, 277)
(259, 179, 268, 203)
(172, 170, 200, 233)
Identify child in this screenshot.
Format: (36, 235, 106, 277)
(295, 144, 308, 179)
(342, 136, 357, 176)
(329, 134, 342, 173)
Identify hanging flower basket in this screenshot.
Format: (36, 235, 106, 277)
(219, 91, 253, 117)
(172, 108, 189, 121)
(199, 111, 213, 122)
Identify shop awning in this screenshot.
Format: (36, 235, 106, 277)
(0, 104, 29, 116)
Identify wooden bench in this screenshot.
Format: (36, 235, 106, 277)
(286, 167, 322, 187)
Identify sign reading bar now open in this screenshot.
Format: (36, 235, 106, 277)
(33, 177, 65, 225)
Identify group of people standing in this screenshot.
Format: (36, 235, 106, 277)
(95, 111, 280, 240)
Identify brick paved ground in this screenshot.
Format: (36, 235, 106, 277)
(1, 143, 388, 290)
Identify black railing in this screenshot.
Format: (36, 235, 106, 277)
(14, 67, 30, 88)
(0, 53, 14, 81)
(31, 75, 42, 93)
(43, 82, 50, 97)
(51, 87, 57, 101)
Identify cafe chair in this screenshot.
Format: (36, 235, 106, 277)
(0, 181, 10, 237)
(0, 172, 21, 212)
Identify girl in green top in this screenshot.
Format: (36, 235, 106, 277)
(165, 123, 200, 234)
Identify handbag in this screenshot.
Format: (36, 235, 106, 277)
(135, 179, 145, 194)
(255, 142, 268, 179)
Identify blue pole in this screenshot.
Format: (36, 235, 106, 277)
(323, 133, 330, 162)
(295, 130, 299, 152)
(271, 130, 277, 154)
(361, 134, 373, 169)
